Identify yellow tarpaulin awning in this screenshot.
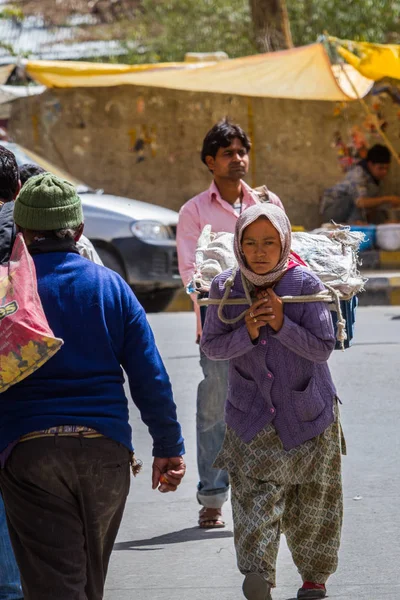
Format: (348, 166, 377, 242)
(24, 59, 213, 87)
(25, 44, 373, 102)
(332, 38, 400, 81)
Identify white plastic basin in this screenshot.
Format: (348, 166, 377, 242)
(376, 224, 400, 251)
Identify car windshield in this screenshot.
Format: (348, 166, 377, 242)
(0, 141, 95, 193)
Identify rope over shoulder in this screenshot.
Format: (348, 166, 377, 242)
(201, 271, 349, 350)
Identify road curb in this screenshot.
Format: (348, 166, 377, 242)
(360, 274, 400, 306)
(165, 288, 192, 312)
(361, 250, 400, 270)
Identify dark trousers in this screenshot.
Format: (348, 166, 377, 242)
(0, 436, 131, 600)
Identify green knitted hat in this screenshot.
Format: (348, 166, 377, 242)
(14, 173, 84, 231)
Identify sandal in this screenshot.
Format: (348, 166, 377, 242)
(297, 582, 327, 599)
(198, 507, 226, 529)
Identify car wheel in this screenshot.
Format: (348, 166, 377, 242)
(96, 247, 126, 279)
(135, 288, 177, 313)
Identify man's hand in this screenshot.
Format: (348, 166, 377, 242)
(358, 195, 400, 209)
(152, 456, 186, 493)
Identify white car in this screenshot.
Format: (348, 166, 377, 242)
(4, 142, 182, 312)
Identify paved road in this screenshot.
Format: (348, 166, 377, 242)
(105, 307, 400, 600)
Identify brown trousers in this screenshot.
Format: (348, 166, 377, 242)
(0, 436, 131, 600)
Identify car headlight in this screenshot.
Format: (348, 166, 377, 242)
(130, 220, 171, 241)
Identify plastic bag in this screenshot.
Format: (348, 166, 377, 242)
(192, 226, 236, 292)
(291, 229, 366, 296)
(0, 233, 63, 393)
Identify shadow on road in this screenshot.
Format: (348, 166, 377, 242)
(114, 526, 233, 551)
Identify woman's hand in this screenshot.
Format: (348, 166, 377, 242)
(245, 289, 284, 340)
(245, 298, 276, 340)
(265, 288, 284, 332)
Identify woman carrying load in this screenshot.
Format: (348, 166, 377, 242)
(201, 203, 345, 600)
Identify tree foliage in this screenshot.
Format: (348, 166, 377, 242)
(4, 0, 400, 64)
(123, 0, 400, 63)
(123, 0, 256, 63)
(289, 0, 400, 45)
(11, 0, 139, 25)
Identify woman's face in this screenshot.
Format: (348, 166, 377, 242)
(241, 217, 282, 275)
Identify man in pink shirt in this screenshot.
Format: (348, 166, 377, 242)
(176, 119, 283, 529)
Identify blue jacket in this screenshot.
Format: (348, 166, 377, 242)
(0, 250, 184, 457)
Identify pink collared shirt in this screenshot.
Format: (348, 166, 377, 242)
(176, 180, 284, 337)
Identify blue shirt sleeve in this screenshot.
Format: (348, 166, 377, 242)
(120, 287, 185, 457)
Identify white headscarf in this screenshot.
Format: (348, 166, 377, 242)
(233, 203, 292, 286)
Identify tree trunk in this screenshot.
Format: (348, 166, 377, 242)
(249, 0, 293, 52)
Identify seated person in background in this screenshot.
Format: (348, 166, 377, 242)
(321, 144, 400, 225)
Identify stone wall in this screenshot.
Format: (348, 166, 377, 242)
(9, 85, 400, 229)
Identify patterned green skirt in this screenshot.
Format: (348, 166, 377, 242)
(215, 403, 346, 586)
(214, 403, 346, 484)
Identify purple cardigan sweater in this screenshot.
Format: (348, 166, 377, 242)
(201, 266, 337, 450)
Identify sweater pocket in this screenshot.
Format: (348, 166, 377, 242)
(291, 377, 326, 423)
(228, 367, 258, 412)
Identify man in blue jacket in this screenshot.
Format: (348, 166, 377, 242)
(0, 151, 102, 600)
(0, 173, 185, 600)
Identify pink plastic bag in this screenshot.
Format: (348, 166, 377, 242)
(0, 233, 63, 393)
